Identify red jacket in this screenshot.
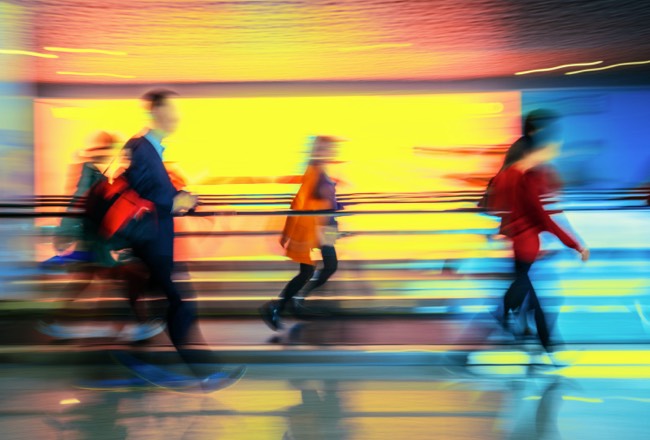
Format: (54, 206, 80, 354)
(492, 166, 582, 253)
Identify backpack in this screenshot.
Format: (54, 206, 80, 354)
(478, 171, 511, 217)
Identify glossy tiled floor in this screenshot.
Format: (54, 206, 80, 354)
(1, 360, 649, 440)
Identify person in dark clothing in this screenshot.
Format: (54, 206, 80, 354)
(93, 91, 245, 389)
(123, 90, 202, 353)
(261, 136, 342, 331)
(490, 132, 590, 353)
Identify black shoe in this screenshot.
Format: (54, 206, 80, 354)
(260, 302, 283, 331)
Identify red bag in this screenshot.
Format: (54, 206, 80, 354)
(85, 174, 156, 247)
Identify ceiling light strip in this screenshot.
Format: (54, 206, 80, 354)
(565, 60, 650, 75)
(515, 61, 603, 75)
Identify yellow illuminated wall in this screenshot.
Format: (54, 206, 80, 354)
(35, 92, 520, 195)
(34, 92, 520, 261)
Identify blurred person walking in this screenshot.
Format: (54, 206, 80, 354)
(483, 110, 570, 338)
(487, 114, 590, 355)
(261, 136, 343, 331)
(116, 89, 244, 389)
(38, 132, 164, 341)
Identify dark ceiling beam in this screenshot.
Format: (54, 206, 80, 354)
(34, 70, 650, 98)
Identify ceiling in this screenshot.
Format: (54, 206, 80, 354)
(3, 0, 650, 84)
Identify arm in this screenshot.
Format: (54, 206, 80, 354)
(522, 172, 583, 251)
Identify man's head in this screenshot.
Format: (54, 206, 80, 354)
(142, 89, 179, 137)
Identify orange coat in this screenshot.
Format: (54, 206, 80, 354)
(282, 164, 333, 265)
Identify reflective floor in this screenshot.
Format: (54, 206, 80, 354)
(0, 202, 647, 438)
(1, 361, 649, 439)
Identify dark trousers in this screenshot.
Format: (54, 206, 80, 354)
(133, 246, 197, 350)
(277, 245, 338, 313)
(503, 260, 551, 349)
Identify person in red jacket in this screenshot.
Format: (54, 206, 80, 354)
(485, 110, 564, 337)
(490, 132, 590, 352)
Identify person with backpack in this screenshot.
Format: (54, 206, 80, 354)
(38, 133, 165, 341)
(483, 110, 567, 338)
(487, 115, 590, 355)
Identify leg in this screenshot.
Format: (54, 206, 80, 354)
(135, 249, 196, 349)
(119, 261, 150, 324)
(503, 260, 534, 317)
(303, 245, 338, 296)
(504, 233, 540, 319)
(277, 264, 315, 313)
(261, 263, 314, 331)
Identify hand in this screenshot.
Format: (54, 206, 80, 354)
(188, 194, 199, 210)
(279, 235, 289, 248)
(172, 192, 198, 214)
(579, 247, 590, 262)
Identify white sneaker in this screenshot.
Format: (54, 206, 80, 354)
(118, 319, 166, 342)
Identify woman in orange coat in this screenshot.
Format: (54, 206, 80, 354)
(261, 136, 342, 331)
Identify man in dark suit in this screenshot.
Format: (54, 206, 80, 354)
(124, 89, 199, 350)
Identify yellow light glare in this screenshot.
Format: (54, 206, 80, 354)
(554, 350, 650, 365)
(0, 49, 58, 58)
(45, 47, 128, 56)
(60, 398, 80, 405)
(565, 60, 650, 75)
(546, 366, 650, 379)
(562, 396, 604, 403)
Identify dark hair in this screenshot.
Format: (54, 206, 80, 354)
(142, 89, 177, 111)
(523, 109, 560, 136)
(502, 136, 532, 168)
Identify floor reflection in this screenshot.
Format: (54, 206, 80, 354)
(0, 363, 647, 439)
